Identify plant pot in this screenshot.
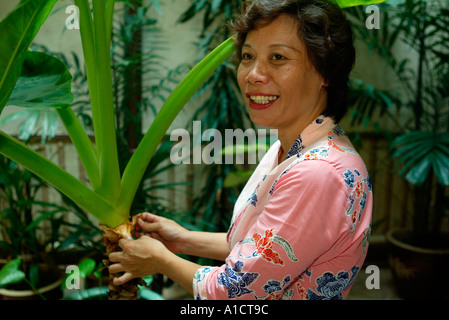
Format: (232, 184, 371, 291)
(386, 228, 449, 300)
(0, 256, 63, 300)
(0, 277, 63, 300)
(63, 286, 164, 300)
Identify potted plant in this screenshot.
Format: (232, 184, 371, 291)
(0, 156, 65, 299)
(0, 0, 383, 300)
(347, 0, 449, 299)
(0, 0, 235, 300)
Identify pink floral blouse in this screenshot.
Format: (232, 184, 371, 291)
(193, 116, 373, 300)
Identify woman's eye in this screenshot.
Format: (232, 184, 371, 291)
(242, 53, 253, 60)
(272, 54, 285, 61)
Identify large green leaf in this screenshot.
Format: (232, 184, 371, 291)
(0, 51, 73, 143)
(0, 0, 58, 113)
(6, 51, 74, 109)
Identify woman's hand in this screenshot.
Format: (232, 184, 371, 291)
(134, 212, 190, 254)
(108, 234, 200, 295)
(108, 212, 229, 291)
(108, 236, 168, 286)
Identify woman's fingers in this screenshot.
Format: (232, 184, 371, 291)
(113, 272, 134, 286)
(137, 216, 162, 233)
(108, 245, 135, 285)
(139, 212, 159, 223)
(108, 262, 123, 274)
(109, 251, 121, 263)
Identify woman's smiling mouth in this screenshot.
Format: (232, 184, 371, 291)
(247, 93, 279, 110)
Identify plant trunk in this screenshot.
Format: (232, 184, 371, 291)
(100, 216, 143, 300)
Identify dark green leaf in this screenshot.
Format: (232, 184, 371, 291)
(392, 132, 449, 186)
(405, 157, 431, 186)
(431, 148, 449, 186)
(6, 51, 74, 109)
(29, 264, 39, 287)
(0, 0, 58, 113)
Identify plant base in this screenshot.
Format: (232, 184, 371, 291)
(386, 228, 449, 300)
(100, 217, 143, 300)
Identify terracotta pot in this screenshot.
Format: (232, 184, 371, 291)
(386, 228, 449, 300)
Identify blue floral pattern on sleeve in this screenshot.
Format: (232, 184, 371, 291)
(217, 261, 259, 299)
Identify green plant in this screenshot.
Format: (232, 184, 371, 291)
(0, 155, 67, 293)
(0, 0, 384, 299)
(178, 0, 251, 233)
(0, 0, 234, 299)
(0, 259, 25, 289)
(111, 1, 189, 216)
(0, 0, 235, 227)
(1, 1, 190, 297)
(347, 0, 449, 243)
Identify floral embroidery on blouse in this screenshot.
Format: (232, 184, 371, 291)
(344, 169, 372, 233)
(307, 265, 360, 300)
(285, 136, 304, 160)
(261, 275, 291, 300)
(217, 261, 259, 299)
(241, 228, 299, 265)
(249, 193, 258, 207)
(253, 228, 285, 265)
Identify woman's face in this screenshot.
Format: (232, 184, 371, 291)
(237, 14, 327, 134)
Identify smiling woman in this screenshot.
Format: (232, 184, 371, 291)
(236, 14, 328, 155)
(230, 0, 355, 124)
(110, 0, 373, 301)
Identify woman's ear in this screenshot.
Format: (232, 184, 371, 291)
(322, 78, 329, 88)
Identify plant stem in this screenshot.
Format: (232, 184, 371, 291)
(74, 0, 99, 140)
(117, 37, 236, 213)
(0, 131, 128, 228)
(91, 0, 121, 203)
(106, 0, 116, 46)
(57, 107, 100, 190)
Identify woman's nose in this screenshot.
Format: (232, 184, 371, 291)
(246, 61, 269, 84)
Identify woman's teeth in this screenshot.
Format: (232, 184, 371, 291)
(249, 95, 279, 104)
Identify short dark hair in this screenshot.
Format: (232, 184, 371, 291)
(228, 0, 355, 123)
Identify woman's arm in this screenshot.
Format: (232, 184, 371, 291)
(136, 212, 230, 261)
(181, 231, 230, 261)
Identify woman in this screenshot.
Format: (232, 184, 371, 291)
(109, 0, 373, 300)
